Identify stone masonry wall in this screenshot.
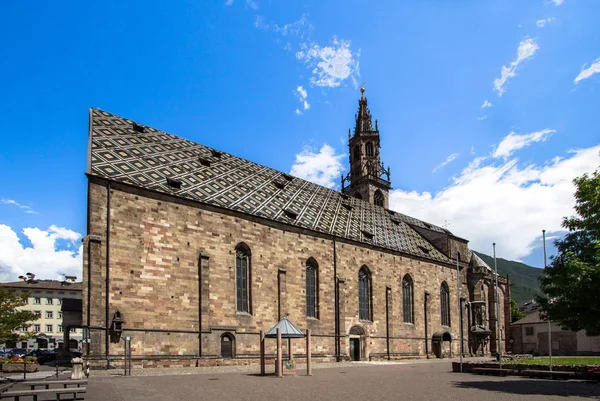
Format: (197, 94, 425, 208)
(84, 179, 475, 367)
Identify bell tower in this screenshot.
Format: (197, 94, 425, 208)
(341, 87, 391, 208)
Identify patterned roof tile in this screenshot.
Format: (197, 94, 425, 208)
(88, 108, 453, 264)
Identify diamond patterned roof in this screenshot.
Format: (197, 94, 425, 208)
(88, 108, 453, 264)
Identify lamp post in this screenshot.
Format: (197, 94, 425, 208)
(542, 229, 552, 371)
(493, 243, 502, 369)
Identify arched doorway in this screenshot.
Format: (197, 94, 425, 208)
(349, 326, 365, 361)
(432, 331, 452, 358)
(36, 338, 48, 349)
(220, 333, 235, 359)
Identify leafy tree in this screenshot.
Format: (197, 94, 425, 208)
(0, 288, 38, 344)
(510, 299, 526, 323)
(538, 166, 600, 336)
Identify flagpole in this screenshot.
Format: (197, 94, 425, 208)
(543, 229, 552, 371)
(493, 243, 502, 369)
(456, 253, 463, 372)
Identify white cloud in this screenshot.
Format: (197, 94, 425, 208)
(245, 0, 258, 10)
(0, 224, 83, 282)
(494, 38, 539, 96)
(295, 109, 302, 115)
(296, 37, 360, 88)
(290, 144, 345, 188)
(433, 153, 460, 173)
(481, 100, 493, 108)
(254, 14, 313, 41)
(225, 0, 233, 5)
(0, 199, 39, 215)
(477, 116, 488, 121)
(493, 129, 555, 159)
(574, 58, 600, 84)
(389, 145, 600, 261)
(549, 0, 563, 5)
(536, 18, 555, 27)
(294, 85, 310, 112)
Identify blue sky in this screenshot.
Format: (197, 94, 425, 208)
(1, 0, 599, 280)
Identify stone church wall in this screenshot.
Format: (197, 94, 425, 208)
(83, 179, 474, 368)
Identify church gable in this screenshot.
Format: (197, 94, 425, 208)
(88, 108, 451, 264)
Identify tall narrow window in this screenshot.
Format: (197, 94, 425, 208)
(441, 282, 450, 326)
(235, 243, 251, 313)
(374, 190, 384, 207)
(402, 274, 414, 324)
(354, 145, 361, 160)
(358, 266, 372, 321)
(366, 142, 374, 157)
(306, 258, 319, 318)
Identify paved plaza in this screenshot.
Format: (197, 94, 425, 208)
(85, 359, 600, 401)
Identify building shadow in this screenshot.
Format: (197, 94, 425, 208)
(453, 379, 600, 398)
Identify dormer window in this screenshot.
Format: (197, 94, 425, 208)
(210, 149, 223, 158)
(166, 178, 182, 189)
(132, 123, 146, 133)
(198, 157, 211, 167)
(362, 230, 374, 240)
(273, 181, 285, 190)
(283, 209, 298, 220)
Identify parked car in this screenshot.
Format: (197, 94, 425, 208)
(26, 349, 56, 364)
(7, 348, 28, 358)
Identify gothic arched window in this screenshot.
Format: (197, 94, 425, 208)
(306, 258, 319, 318)
(366, 142, 374, 157)
(402, 274, 414, 324)
(358, 266, 372, 321)
(353, 145, 361, 161)
(374, 190, 384, 207)
(440, 282, 450, 326)
(235, 243, 251, 313)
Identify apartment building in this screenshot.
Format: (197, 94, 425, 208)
(0, 275, 83, 351)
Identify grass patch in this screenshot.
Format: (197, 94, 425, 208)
(510, 357, 600, 366)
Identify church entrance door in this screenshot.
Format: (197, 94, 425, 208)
(349, 338, 360, 361)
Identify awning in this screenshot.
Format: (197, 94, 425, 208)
(265, 316, 305, 338)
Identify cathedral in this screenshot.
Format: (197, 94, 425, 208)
(82, 89, 510, 369)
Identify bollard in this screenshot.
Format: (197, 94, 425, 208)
(71, 357, 84, 380)
(260, 330, 265, 376)
(306, 329, 312, 376)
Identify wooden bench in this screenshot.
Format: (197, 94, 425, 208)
(0, 387, 86, 401)
(24, 380, 87, 390)
(519, 370, 575, 380)
(0, 384, 13, 394)
(472, 367, 513, 376)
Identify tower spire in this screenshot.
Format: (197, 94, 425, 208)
(354, 87, 373, 134)
(341, 88, 391, 208)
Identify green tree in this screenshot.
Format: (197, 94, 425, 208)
(510, 299, 526, 323)
(0, 288, 38, 344)
(538, 166, 600, 336)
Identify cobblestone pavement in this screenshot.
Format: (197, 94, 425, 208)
(86, 359, 600, 401)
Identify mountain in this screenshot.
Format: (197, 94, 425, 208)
(473, 251, 543, 304)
